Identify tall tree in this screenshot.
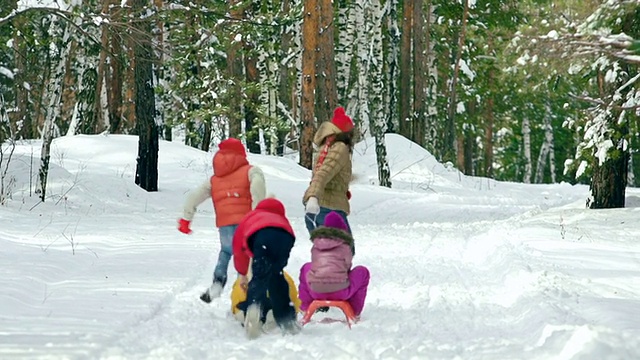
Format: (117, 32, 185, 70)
(227, 0, 244, 139)
(385, 0, 400, 134)
(36, 18, 72, 201)
(411, 0, 425, 146)
(133, 0, 159, 192)
(370, 0, 391, 188)
(300, 0, 319, 169)
(398, 0, 413, 139)
(316, 0, 339, 122)
(444, 0, 469, 164)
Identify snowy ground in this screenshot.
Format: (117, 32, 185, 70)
(1, 134, 639, 360)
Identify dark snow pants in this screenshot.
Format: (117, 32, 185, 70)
(245, 227, 296, 326)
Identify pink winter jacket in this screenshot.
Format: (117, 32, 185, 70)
(306, 227, 354, 293)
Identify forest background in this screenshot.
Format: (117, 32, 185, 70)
(1, 0, 639, 209)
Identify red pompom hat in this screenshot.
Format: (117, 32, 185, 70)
(218, 138, 246, 157)
(331, 107, 354, 133)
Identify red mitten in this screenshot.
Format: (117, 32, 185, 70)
(346, 190, 352, 200)
(178, 218, 192, 234)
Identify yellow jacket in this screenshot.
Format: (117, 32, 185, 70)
(230, 270, 301, 315)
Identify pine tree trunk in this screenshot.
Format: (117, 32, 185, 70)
(122, 0, 137, 133)
(444, 0, 469, 165)
(484, 96, 494, 178)
(277, 0, 296, 155)
(316, 0, 338, 121)
(108, 24, 124, 134)
(412, 0, 425, 146)
(244, 42, 260, 154)
(398, 0, 413, 139)
(60, 40, 78, 135)
(484, 37, 495, 178)
(300, 0, 319, 170)
(590, 154, 628, 209)
(227, 0, 244, 139)
(12, 16, 29, 138)
(153, 0, 167, 140)
(133, 0, 159, 192)
(201, 121, 211, 152)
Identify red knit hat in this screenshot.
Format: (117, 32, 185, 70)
(218, 138, 246, 157)
(331, 107, 354, 133)
(255, 198, 286, 216)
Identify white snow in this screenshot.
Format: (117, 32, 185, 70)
(545, 30, 559, 40)
(1, 134, 640, 359)
(459, 59, 475, 81)
(0, 66, 14, 80)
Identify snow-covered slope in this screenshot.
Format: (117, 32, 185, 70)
(1, 134, 639, 359)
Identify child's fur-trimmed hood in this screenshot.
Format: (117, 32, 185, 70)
(309, 227, 355, 255)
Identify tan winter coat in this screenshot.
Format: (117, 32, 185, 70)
(302, 122, 352, 215)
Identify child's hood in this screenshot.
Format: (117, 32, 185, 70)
(312, 237, 346, 251)
(311, 226, 353, 248)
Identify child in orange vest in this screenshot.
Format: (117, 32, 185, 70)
(178, 138, 266, 302)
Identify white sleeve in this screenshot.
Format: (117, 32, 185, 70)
(182, 180, 212, 221)
(248, 166, 266, 209)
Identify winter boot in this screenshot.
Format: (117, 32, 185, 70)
(244, 304, 264, 340)
(199, 276, 227, 303)
(279, 319, 302, 336)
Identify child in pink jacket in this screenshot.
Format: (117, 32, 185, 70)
(298, 211, 370, 317)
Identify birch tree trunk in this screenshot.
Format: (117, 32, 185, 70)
(95, 0, 110, 134)
(355, 1, 370, 137)
(534, 105, 554, 184)
(424, 0, 438, 154)
(546, 101, 556, 183)
(300, 0, 319, 170)
(385, 0, 400, 134)
(522, 116, 532, 183)
(36, 21, 71, 201)
(370, 0, 391, 188)
(336, 4, 354, 100)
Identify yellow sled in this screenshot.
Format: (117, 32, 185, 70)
(230, 270, 301, 318)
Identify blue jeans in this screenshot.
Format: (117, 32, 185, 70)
(305, 207, 352, 235)
(213, 224, 237, 285)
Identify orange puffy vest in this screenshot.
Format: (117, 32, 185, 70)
(210, 151, 253, 227)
